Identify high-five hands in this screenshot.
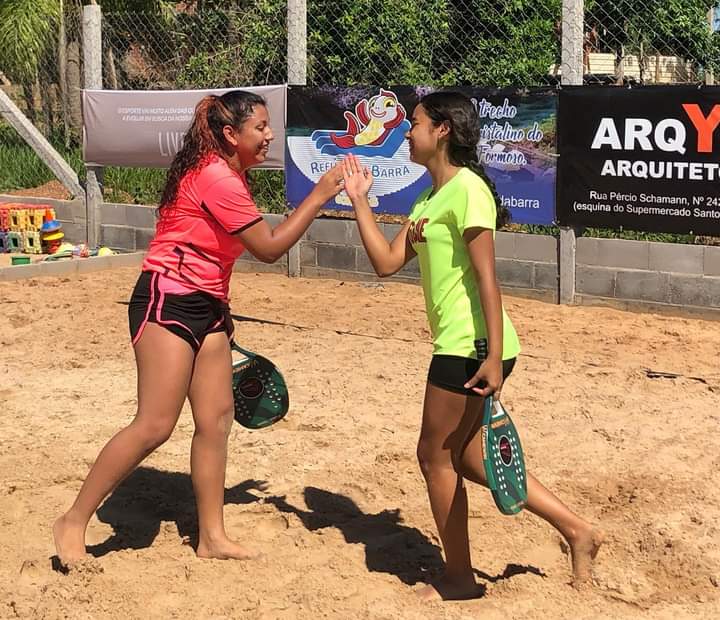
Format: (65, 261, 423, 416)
(342, 154, 373, 202)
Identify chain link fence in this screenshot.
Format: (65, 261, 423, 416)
(102, 7, 287, 91)
(1, 1, 718, 205)
(0, 2, 84, 199)
(584, 1, 719, 85)
(307, 0, 562, 86)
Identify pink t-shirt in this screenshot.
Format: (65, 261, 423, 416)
(142, 155, 263, 300)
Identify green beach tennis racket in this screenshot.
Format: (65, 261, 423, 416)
(475, 339, 528, 515)
(231, 342, 289, 429)
(480, 397, 527, 515)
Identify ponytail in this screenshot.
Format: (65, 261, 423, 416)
(455, 147, 511, 230)
(419, 91, 511, 229)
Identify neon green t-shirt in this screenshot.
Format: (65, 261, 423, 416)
(407, 167, 521, 360)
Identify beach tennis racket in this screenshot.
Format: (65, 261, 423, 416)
(231, 342, 289, 429)
(475, 339, 528, 515)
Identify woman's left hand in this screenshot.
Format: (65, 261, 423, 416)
(342, 153, 373, 201)
(464, 358, 504, 398)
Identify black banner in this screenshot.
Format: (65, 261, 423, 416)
(557, 86, 720, 235)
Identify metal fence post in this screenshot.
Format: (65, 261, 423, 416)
(287, 0, 307, 277)
(559, 0, 584, 304)
(707, 8, 716, 86)
(83, 4, 103, 248)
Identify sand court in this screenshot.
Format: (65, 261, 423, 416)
(1, 267, 718, 619)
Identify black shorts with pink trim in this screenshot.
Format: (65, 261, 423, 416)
(128, 271, 233, 353)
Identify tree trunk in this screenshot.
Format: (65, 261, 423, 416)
(39, 78, 54, 135)
(67, 39, 82, 142)
(615, 45, 625, 85)
(106, 46, 119, 89)
(639, 40, 645, 84)
(22, 83, 36, 123)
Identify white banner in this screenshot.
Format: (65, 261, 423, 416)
(82, 85, 286, 169)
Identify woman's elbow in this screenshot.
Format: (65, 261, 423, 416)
(248, 248, 283, 263)
(375, 263, 399, 278)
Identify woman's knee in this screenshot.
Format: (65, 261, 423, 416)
(194, 403, 235, 440)
(416, 439, 454, 478)
(131, 416, 176, 450)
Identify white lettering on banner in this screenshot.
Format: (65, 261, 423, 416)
(625, 118, 653, 150)
(694, 208, 720, 218)
(480, 144, 527, 166)
(158, 132, 185, 157)
(472, 97, 518, 120)
(609, 192, 635, 201)
(500, 195, 540, 209)
(591, 118, 686, 154)
(638, 194, 689, 206)
(573, 201, 611, 213)
(601, 159, 720, 181)
(655, 119, 687, 154)
(626, 205, 692, 217)
(479, 122, 525, 142)
(592, 119, 622, 150)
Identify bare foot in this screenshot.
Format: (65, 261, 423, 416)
(415, 573, 484, 602)
(569, 525, 605, 587)
(196, 536, 260, 561)
(53, 515, 88, 567)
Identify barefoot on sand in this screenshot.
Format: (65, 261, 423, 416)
(52, 515, 88, 568)
(570, 527, 605, 587)
(415, 574, 485, 602)
(196, 537, 261, 561)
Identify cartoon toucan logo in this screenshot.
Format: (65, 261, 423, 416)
(312, 89, 410, 158)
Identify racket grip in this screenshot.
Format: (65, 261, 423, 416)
(474, 338, 488, 362)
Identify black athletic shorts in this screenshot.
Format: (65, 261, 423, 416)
(128, 271, 233, 353)
(427, 354, 516, 395)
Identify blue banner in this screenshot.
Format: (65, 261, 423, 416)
(286, 86, 557, 225)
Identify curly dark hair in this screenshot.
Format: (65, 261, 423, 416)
(419, 91, 510, 229)
(158, 90, 267, 213)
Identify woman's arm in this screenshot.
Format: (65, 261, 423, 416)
(237, 164, 344, 263)
(343, 154, 416, 277)
(463, 227, 505, 397)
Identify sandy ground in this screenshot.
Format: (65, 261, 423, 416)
(1, 267, 719, 619)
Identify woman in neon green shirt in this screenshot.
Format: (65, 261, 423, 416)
(342, 91, 603, 601)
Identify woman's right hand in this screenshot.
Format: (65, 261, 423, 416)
(342, 154, 373, 202)
(312, 162, 345, 203)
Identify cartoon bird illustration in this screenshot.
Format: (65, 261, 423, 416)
(331, 90, 406, 149)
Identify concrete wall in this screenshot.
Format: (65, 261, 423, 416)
(3, 198, 719, 316)
(0, 252, 145, 281)
(294, 219, 559, 300)
(576, 237, 720, 314)
(238, 218, 720, 315)
(99, 202, 156, 251)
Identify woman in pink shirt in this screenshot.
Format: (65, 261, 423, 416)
(54, 90, 343, 566)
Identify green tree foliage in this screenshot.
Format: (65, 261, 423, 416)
(0, 0, 61, 83)
(586, 0, 719, 78)
(307, 0, 561, 86)
(175, 1, 287, 88)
